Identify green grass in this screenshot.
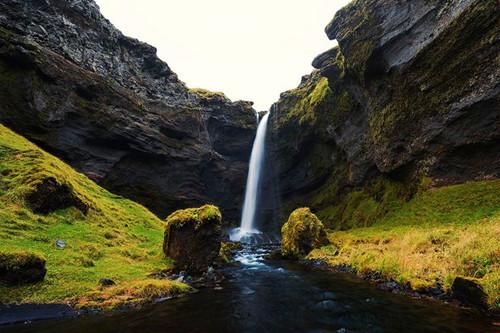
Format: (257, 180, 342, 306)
(309, 180, 500, 309)
(0, 124, 186, 306)
(189, 87, 227, 100)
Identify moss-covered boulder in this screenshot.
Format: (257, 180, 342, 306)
(163, 205, 222, 273)
(0, 252, 46, 285)
(281, 208, 329, 259)
(219, 241, 243, 264)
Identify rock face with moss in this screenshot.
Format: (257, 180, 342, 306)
(265, 0, 500, 229)
(163, 205, 222, 273)
(281, 208, 329, 259)
(0, 252, 46, 285)
(0, 0, 256, 222)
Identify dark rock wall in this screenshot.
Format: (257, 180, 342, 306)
(0, 0, 257, 222)
(266, 0, 500, 230)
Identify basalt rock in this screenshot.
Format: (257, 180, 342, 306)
(451, 277, 488, 309)
(163, 205, 222, 273)
(0, 0, 256, 222)
(265, 0, 500, 229)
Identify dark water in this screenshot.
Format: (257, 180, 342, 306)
(3, 246, 497, 333)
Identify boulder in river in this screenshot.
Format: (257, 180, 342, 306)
(281, 208, 329, 259)
(163, 205, 222, 273)
(0, 252, 46, 285)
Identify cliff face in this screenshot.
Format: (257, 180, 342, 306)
(267, 0, 499, 229)
(0, 0, 257, 221)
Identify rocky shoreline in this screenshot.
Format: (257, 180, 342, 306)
(302, 258, 500, 317)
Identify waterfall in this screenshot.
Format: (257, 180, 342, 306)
(230, 112, 270, 242)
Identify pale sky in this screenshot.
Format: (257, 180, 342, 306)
(95, 0, 351, 110)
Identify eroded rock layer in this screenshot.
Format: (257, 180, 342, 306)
(266, 0, 499, 229)
(0, 0, 257, 221)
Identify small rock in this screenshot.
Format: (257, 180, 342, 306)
(314, 300, 338, 310)
(55, 239, 66, 249)
(451, 277, 488, 309)
(241, 287, 255, 295)
(99, 278, 115, 287)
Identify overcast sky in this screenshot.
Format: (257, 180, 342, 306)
(95, 0, 351, 110)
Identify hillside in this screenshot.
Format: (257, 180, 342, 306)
(309, 179, 500, 308)
(0, 124, 189, 307)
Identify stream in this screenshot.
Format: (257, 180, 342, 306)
(2, 245, 497, 333)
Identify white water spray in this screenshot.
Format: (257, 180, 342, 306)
(230, 112, 270, 242)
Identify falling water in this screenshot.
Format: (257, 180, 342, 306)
(230, 112, 270, 242)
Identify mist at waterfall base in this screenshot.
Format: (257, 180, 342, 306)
(230, 112, 270, 243)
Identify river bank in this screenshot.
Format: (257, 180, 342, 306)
(2, 245, 497, 333)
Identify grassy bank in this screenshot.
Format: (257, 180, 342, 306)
(0, 124, 190, 308)
(309, 180, 500, 309)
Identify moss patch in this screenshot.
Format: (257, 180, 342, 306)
(189, 87, 227, 100)
(0, 124, 187, 305)
(165, 205, 222, 231)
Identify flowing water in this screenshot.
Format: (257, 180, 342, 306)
(230, 113, 270, 242)
(3, 246, 497, 333)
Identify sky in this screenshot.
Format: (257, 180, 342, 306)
(95, 0, 351, 110)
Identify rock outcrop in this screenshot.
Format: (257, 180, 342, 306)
(266, 0, 500, 229)
(0, 252, 46, 285)
(281, 208, 329, 259)
(163, 205, 222, 273)
(451, 276, 489, 309)
(0, 0, 257, 222)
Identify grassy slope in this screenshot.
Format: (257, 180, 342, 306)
(309, 180, 500, 309)
(0, 124, 189, 307)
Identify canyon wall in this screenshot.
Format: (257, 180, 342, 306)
(266, 0, 499, 229)
(0, 0, 257, 222)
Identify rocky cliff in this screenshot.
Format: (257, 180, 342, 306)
(0, 0, 257, 221)
(266, 0, 499, 229)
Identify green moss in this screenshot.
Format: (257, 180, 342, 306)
(313, 177, 413, 230)
(0, 251, 45, 271)
(165, 205, 222, 231)
(219, 241, 243, 263)
(369, 0, 498, 145)
(0, 124, 187, 305)
(189, 87, 227, 100)
(281, 208, 329, 259)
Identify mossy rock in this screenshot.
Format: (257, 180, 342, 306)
(219, 241, 243, 263)
(281, 208, 329, 259)
(163, 205, 222, 273)
(0, 251, 46, 285)
(25, 176, 88, 215)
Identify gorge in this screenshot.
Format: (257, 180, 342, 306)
(0, 0, 499, 332)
